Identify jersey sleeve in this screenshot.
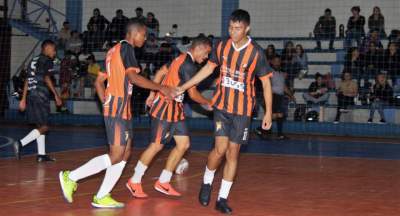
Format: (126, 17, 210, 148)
(255, 49, 272, 79)
(40, 59, 55, 77)
(179, 60, 198, 83)
(208, 41, 221, 67)
(121, 42, 141, 73)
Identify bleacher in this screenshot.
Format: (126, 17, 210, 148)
(7, 37, 400, 125)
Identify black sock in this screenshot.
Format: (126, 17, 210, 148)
(277, 117, 284, 136)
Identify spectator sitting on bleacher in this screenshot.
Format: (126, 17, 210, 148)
(59, 52, 78, 113)
(295, 44, 308, 79)
(359, 29, 383, 54)
(143, 33, 160, 63)
(134, 7, 146, 23)
(345, 6, 366, 49)
(169, 24, 178, 37)
(363, 41, 384, 84)
(265, 44, 277, 64)
(154, 43, 174, 70)
(87, 54, 101, 97)
(281, 41, 299, 88)
(384, 42, 400, 86)
(146, 12, 160, 37)
(334, 71, 358, 123)
(87, 8, 109, 49)
(107, 9, 129, 43)
(65, 31, 83, 55)
(368, 73, 393, 124)
(368, 6, 386, 38)
(344, 47, 364, 85)
(314, 8, 336, 50)
(87, 8, 109, 33)
(303, 73, 330, 106)
(58, 21, 71, 50)
(72, 51, 91, 98)
(388, 29, 400, 47)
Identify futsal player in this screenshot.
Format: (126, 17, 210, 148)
(13, 39, 62, 162)
(178, 9, 273, 214)
(58, 18, 176, 208)
(126, 35, 213, 198)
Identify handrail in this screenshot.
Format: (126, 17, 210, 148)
(8, 0, 66, 76)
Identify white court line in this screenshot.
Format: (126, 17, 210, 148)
(0, 136, 14, 149)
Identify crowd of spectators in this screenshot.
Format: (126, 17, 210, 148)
(19, 5, 399, 122)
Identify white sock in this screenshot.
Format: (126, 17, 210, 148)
(130, 161, 147, 183)
(159, 169, 173, 183)
(69, 154, 112, 182)
(96, 160, 127, 199)
(217, 179, 233, 200)
(20, 129, 41, 146)
(203, 166, 216, 185)
(37, 135, 46, 155)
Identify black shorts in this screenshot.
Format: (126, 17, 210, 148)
(214, 109, 251, 145)
(27, 92, 50, 125)
(104, 117, 133, 146)
(272, 93, 285, 113)
(150, 117, 188, 144)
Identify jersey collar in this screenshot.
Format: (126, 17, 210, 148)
(187, 51, 195, 62)
(231, 36, 251, 52)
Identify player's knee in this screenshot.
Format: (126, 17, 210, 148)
(38, 126, 48, 134)
(176, 142, 190, 152)
(214, 146, 227, 158)
(226, 146, 240, 161)
(109, 152, 124, 164)
(150, 142, 164, 153)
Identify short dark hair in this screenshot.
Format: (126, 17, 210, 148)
(93, 8, 100, 13)
(135, 7, 143, 12)
(230, 9, 250, 25)
(351, 6, 360, 13)
(116, 9, 123, 14)
(190, 35, 212, 49)
(63, 21, 69, 25)
(86, 54, 96, 61)
(41, 39, 55, 49)
(325, 8, 331, 14)
(315, 72, 322, 79)
(125, 18, 146, 33)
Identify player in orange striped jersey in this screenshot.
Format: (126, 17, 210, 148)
(178, 10, 273, 214)
(126, 36, 213, 198)
(59, 19, 177, 208)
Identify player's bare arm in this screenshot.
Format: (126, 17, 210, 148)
(261, 76, 272, 130)
(126, 69, 177, 99)
(95, 72, 107, 104)
(44, 75, 62, 106)
(179, 62, 216, 92)
(187, 87, 211, 106)
(19, 80, 28, 111)
(146, 65, 169, 107)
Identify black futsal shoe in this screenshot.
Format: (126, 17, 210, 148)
(37, 154, 56, 162)
(199, 183, 212, 206)
(13, 140, 22, 160)
(215, 198, 232, 214)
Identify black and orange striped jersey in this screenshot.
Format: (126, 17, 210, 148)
(103, 40, 140, 120)
(150, 52, 198, 122)
(209, 37, 272, 117)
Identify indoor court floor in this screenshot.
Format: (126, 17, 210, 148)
(0, 124, 400, 216)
